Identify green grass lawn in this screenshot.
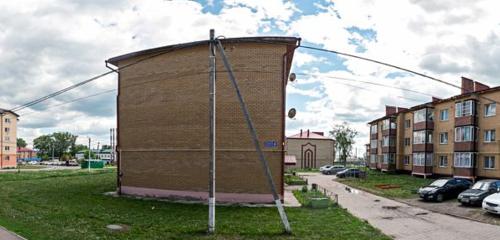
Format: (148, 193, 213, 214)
(0, 169, 390, 240)
(337, 170, 434, 199)
(17, 164, 48, 169)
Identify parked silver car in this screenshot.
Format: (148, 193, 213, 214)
(321, 165, 346, 175)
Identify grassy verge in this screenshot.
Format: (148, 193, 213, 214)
(284, 174, 307, 185)
(0, 169, 390, 240)
(293, 188, 334, 207)
(17, 165, 48, 169)
(337, 170, 433, 199)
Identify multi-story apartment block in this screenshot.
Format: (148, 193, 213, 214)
(0, 109, 18, 168)
(368, 77, 499, 180)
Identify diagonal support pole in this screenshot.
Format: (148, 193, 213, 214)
(215, 40, 292, 234)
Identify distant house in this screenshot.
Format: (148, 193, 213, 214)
(17, 147, 40, 162)
(76, 149, 113, 164)
(107, 36, 300, 203)
(286, 129, 335, 169)
(1, 109, 18, 168)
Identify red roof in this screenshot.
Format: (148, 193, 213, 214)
(17, 147, 36, 152)
(287, 129, 332, 140)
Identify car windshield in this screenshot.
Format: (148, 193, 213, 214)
(471, 182, 490, 190)
(430, 179, 448, 187)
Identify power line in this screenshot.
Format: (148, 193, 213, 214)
(10, 44, 190, 112)
(18, 89, 117, 117)
(295, 72, 435, 97)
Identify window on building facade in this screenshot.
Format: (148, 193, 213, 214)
(484, 156, 495, 169)
(5, 156, 9, 161)
(370, 139, 377, 148)
(455, 100, 474, 117)
(383, 153, 395, 164)
(455, 126, 475, 142)
(440, 109, 449, 121)
(370, 155, 377, 163)
(4, 118, 10, 123)
(404, 138, 411, 146)
(413, 130, 432, 144)
(485, 103, 496, 117)
(413, 153, 433, 166)
(484, 129, 496, 142)
(403, 155, 410, 165)
(382, 136, 395, 147)
(405, 119, 411, 128)
(382, 119, 390, 130)
(4, 146, 9, 151)
(414, 109, 427, 123)
(439, 132, 448, 144)
(439, 156, 448, 167)
(4, 136, 10, 142)
(371, 124, 378, 134)
(4, 127, 9, 133)
(454, 152, 473, 168)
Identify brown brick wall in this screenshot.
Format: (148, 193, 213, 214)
(116, 42, 290, 197)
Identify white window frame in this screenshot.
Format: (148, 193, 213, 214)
(370, 155, 377, 163)
(382, 119, 390, 130)
(413, 153, 433, 166)
(440, 109, 449, 121)
(484, 156, 495, 169)
(405, 119, 411, 129)
(439, 155, 448, 167)
(403, 155, 410, 165)
(484, 103, 496, 117)
(383, 153, 395, 164)
(455, 126, 475, 142)
(454, 152, 473, 168)
(484, 129, 496, 143)
(455, 100, 474, 117)
(439, 132, 448, 144)
(413, 130, 432, 144)
(370, 124, 377, 134)
(370, 139, 377, 148)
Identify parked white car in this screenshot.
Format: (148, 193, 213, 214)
(319, 165, 333, 172)
(482, 193, 500, 214)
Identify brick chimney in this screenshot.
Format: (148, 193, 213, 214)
(386, 105, 397, 115)
(396, 107, 408, 112)
(461, 77, 475, 94)
(432, 97, 442, 102)
(300, 129, 303, 137)
(474, 81, 490, 92)
(307, 129, 310, 137)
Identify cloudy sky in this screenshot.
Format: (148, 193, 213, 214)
(1, 0, 499, 154)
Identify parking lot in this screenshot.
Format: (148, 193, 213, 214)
(401, 197, 500, 226)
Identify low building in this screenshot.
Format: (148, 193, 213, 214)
(285, 129, 335, 169)
(368, 77, 499, 180)
(107, 36, 300, 203)
(17, 147, 40, 162)
(0, 109, 18, 168)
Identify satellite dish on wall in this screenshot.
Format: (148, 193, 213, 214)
(288, 108, 297, 119)
(289, 73, 296, 82)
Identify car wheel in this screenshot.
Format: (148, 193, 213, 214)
(436, 194, 444, 202)
(327, 171, 332, 175)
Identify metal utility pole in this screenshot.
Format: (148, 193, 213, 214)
(88, 137, 91, 171)
(97, 142, 100, 160)
(51, 142, 55, 161)
(215, 39, 292, 234)
(208, 29, 216, 234)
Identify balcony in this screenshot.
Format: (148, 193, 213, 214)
(455, 115, 477, 127)
(454, 142, 476, 152)
(413, 121, 434, 131)
(370, 148, 378, 154)
(453, 167, 475, 179)
(382, 128, 397, 136)
(412, 143, 433, 152)
(382, 146, 396, 153)
(412, 165, 433, 176)
(381, 163, 396, 172)
(370, 133, 378, 139)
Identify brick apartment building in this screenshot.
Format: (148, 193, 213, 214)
(285, 129, 335, 169)
(0, 109, 18, 168)
(368, 77, 499, 180)
(107, 37, 300, 203)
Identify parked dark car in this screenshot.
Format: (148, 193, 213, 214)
(457, 179, 500, 206)
(418, 178, 472, 202)
(336, 168, 366, 178)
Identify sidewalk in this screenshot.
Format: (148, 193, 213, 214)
(301, 173, 500, 240)
(0, 226, 24, 240)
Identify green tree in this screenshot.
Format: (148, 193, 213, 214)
(34, 132, 78, 160)
(17, 138, 27, 148)
(101, 145, 111, 150)
(71, 144, 88, 157)
(83, 150, 97, 159)
(329, 122, 358, 166)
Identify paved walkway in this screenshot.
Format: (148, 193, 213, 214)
(301, 173, 500, 240)
(0, 226, 24, 240)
